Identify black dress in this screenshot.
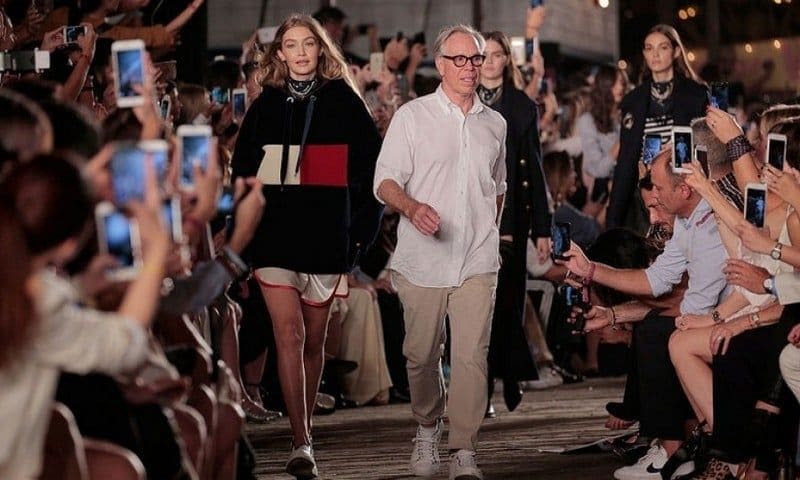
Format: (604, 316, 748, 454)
(482, 79, 551, 386)
(231, 78, 384, 273)
(606, 76, 707, 232)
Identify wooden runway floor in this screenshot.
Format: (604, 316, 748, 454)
(247, 377, 631, 479)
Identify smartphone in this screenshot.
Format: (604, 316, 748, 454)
(671, 127, 693, 173)
(530, 0, 544, 6)
(63, 25, 87, 44)
(369, 52, 384, 75)
(0, 49, 50, 72)
(695, 145, 709, 177)
(766, 133, 787, 170)
(153, 60, 177, 82)
(210, 86, 230, 105)
(177, 125, 212, 189)
(550, 222, 571, 261)
(744, 183, 767, 228)
(159, 95, 171, 120)
(525, 37, 538, 62)
(510, 36, 526, 66)
(562, 284, 587, 334)
(161, 195, 183, 243)
(642, 134, 662, 166)
(709, 82, 729, 111)
(110, 140, 168, 205)
(232, 88, 247, 119)
(218, 186, 235, 217)
(591, 177, 609, 203)
(111, 39, 146, 108)
(95, 202, 141, 280)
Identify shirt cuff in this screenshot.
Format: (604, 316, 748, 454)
(644, 267, 671, 298)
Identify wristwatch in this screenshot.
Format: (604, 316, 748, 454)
(763, 276, 776, 295)
(770, 242, 783, 260)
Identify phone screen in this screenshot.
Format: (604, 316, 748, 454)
(116, 49, 144, 99)
(233, 92, 246, 118)
(104, 211, 135, 268)
(643, 134, 662, 165)
(673, 131, 692, 169)
(709, 82, 729, 111)
(551, 222, 571, 261)
(111, 144, 145, 205)
(161, 197, 182, 242)
(181, 134, 210, 186)
(218, 187, 235, 217)
(65, 26, 84, 43)
(159, 97, 170, 119)
(745, 188, 766, 228)
(210, 87, 230, 104)
(768, 138, 786, 170)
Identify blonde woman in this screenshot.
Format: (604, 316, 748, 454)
(231, 13, 382, 479)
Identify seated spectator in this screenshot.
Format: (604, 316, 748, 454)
(542, 150, 601, 248)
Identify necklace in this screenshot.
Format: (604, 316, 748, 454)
(477, 84, 502, 106)
(287, 77, 317, 99)
(650, 79, 674, 104)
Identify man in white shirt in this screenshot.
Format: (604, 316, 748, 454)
(373, 24, 507, 480)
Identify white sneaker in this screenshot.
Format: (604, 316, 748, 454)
(410, 419, 443, 477)
(448, 449, 483, 480)
(612, 441, 695, 480)
(286, 444, 318, 479)
(522, 365, 564, 390)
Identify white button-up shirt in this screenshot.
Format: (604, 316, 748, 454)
(374, 85, 507, 288)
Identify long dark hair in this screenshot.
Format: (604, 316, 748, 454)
(639, 24, 700, 84)
(481, 31, 525, 90)
(589, 65, 624, 134)
(0, 155, 93, 368)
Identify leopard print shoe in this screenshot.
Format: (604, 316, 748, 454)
(682, 458, 736, 480)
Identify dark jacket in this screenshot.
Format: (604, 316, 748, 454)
(491, 79, 551, 241)
(606, 76, 707, 229)
(231, 79, 383, 273)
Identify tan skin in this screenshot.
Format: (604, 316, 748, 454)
(263, 25, 331, 449)
(642, 32, 681, 83)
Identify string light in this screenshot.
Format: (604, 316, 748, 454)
(745, 43, 753, 53)
(774, 39, 782, 49)
(617, 60, 628, 70)
(678, 9, 688, 20)
(597, 0, 610, 8)
(687, 7, 697, 17)
(687, 51, 696, 62)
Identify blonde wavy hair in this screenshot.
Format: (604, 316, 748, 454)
(257, 14, 361, 98)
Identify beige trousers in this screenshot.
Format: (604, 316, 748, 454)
(338, 288, 394, 405)
(392, 271, 498, 450)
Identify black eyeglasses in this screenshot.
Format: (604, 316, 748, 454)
(441, 54, 486, 67)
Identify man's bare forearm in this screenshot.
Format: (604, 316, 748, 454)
(377, 179, 417, 218)
(594, 264, 654, 297)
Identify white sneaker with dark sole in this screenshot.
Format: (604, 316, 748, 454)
(449, 449, 483, 480)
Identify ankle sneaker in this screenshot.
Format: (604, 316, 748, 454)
(286, 444, 318, 479)
(410, 419, 443, 477)
(449, 449, 483, 480)
(613, 441, 694, 480)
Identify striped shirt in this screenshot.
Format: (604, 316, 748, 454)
(644, 113, 674, 145)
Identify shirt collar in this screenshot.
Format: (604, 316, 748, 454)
(435, 84, 485, 115)
(677, 198, 712, 229)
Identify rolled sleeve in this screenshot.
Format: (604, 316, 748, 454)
(644, 238, 686, 298)
(374, 107, 413, 203)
